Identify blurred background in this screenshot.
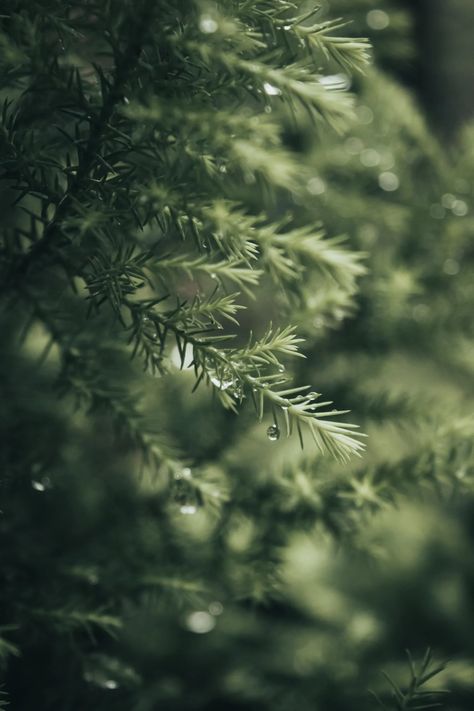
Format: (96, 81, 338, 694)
(2, 1, 474, 709)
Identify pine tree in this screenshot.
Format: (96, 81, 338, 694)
(0, 1, 372, 708)
(1, 1, 473, 709)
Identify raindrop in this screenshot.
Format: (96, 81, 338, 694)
(264, 105, 272, 114)
(263, 82, 281, 96)
(266, 424, 280, 441)
(356, 105, 374, 124)
(378, 171, 399, 192)
(186, 611, 216, 634)
(32, 477, 51, 492)
(209, 370, 234, 390)
(103, 680, 119, 690)
(441, 193, 456, 209)
(443, 258, 460, 275)
(199, 15, 218, 34)
(366, 9, 390, 30)
(452, 199, 468, 217)
(180, 504, 198, 515)
(320, 74, 351, 90)
(360, 149, 380, 167)
(307, 176, 326, 195)
(209, 601, 224, 616)
(175, 467, 192, 480)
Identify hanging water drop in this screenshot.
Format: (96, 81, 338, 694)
(263, 82, 281, 96)
(266, 424, 280, 441)
(180, 504, 198, 515)
(175, 467, 192, 480)
(199, 15, 218, 34)
(209, 370, 234, 391)
(186, 611, 216, 633)
(32, 477, 51, 492)
(209, 601, 224, 616)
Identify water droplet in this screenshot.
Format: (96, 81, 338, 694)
(452, 199, 468, 217)
(103, 680, 118, 690)
(209, 601, 224, 616)
(209, 368, 235, 391)
(123, 96, 130, 105)
(263, 82, 281, 96)
(277, 364, 285, 373)
(186, 611, 216, 633)
(443, 258, 460, 275)
(32, 477, 51, 492)
(180, 504, 198, 515)
(307, 176, 326, 195)
(378, 171, 399, 192)
(264, 105, 272, 113)
(283, 24, 292, 31)
(199, 15, 218, 33)
(441, 193, 456, 209)
(320, 74, 351, 90)
(360, 149, 380, 167)
(366, 9, 390, 30)
(356, 105, 374, 124)
(266, 424, 280, 441)
(175, 467, 193, 480)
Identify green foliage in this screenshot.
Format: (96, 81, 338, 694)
(1, 1, 474, 710)
(372, 649, 449, 710)
(0, 0, 368, 467)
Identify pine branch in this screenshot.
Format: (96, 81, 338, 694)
(6, 0, 155, 283)
(372, 649, 450, 710)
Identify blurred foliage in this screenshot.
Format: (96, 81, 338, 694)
(1, 1, 474, 710)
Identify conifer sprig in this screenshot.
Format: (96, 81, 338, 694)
(371, 649, 449, 710)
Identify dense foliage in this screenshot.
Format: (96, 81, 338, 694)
(1, 1, 473, 710)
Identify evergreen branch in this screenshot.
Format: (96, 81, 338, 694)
(7, 0, 155, 283)
(28, 606, 122, 640)
(127, 308, 365, 460)
(0, 627, 20, 663)
(153, 254, 262, 295)
(186, 41, 355, 128)
(372, 649, 449, 710)
(257, 222, 366, 292)
(293, 18, 371, 74)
